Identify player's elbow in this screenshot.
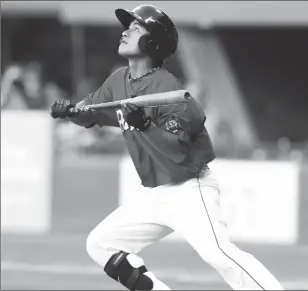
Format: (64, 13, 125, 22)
(86, 235, 96, 261)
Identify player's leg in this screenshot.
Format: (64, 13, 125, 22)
(86, 193, 173, 290)
(169, 170, 284, 290)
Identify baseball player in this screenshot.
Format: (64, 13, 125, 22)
(50, 5, 284, 291)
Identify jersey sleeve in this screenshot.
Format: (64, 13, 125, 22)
(155, 97, 206, 139)
(76, 68, 126, 127)
(155, 103, 191, 144)
(83, 78, 113, 106)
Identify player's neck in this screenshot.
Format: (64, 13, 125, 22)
(128, 59, 154, 79)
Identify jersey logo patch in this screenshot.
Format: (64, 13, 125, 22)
(164, 116, 183, 134)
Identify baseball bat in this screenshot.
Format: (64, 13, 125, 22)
(71, 90, 191, 112)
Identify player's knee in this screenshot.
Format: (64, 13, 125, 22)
(104, 251, 154, 290)
(86, 232, 110, 264)
(86, 232, 99, 261)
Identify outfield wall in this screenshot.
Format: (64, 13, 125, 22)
(1, 111, 53, 233)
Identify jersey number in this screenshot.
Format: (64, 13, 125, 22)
(116, 109, 135, 132)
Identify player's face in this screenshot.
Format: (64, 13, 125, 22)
(118, 20, 148, 58)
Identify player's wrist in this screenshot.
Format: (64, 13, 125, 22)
(139, 116, 152, 131)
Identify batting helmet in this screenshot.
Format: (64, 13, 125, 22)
(115, 5, 178, 63)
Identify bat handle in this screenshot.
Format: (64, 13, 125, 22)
(68, 107, 78, 116)
(67, 105, 92, 116)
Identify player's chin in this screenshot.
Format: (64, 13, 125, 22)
(118, 46, 130, 57)
(118, 51, 137, 59)
(118, 46, 142, 58)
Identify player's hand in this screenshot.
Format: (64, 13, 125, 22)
(122, 102, 151, 131)
(50, 100, 75, 119)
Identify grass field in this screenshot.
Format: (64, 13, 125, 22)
(2, 232, 308, 290)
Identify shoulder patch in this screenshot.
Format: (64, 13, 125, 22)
(164, 116, 183, 134)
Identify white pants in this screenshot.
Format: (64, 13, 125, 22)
(86, 168, 283, 290)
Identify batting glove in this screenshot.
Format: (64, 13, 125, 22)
(122, 102, 151, 131)
(50, 100, 75, 119)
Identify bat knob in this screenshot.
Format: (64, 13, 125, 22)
(184, 91, 192, 100)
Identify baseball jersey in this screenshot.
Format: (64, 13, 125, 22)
(83, 66, 215, 187)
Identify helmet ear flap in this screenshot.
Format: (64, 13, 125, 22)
(138, 34, 149, 54)
(138, 33, 160, 59)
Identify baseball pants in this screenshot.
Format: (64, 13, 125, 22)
(86, 168, 284, 290)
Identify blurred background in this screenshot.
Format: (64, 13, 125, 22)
(1, 1, 308, 290)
